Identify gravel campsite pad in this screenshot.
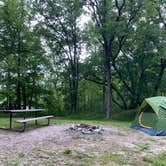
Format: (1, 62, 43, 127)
(0, 124, 165, 166)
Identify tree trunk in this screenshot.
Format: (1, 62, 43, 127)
(16, 72, 21, 109)
(105, 47, 112, 119)
(22, 84, 26, 109)
(88, 84, 92, 112)
(102, 66, 106, 112)
(71, 71, 78, 113)
(70, 30, 79, 113)
(112, 84, 128, 109)
(7, 71, 12, 109)
(153, 58, 166, 96)
(29, 75, 35, 109)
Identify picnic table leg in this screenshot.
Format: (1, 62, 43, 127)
(23, 122, 26, 132)
(48, 118, 50, 125)
(9, 112, 12, 129)
(24, 112, 26, 119)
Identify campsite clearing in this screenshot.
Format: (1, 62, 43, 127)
(0, 122, 165, 166)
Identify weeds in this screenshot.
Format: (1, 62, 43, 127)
(63, 148, 72, 155)
(143, 152, 166, 166)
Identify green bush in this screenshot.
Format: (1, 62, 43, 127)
(111, 109, 138, 121)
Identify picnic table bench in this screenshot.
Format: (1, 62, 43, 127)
(0, 109, 54, 131)
(16, 115, 54, 131)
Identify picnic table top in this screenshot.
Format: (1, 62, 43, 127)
(0, 109, 45, 113)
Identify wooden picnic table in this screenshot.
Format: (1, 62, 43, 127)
(0, 109, 45, 129)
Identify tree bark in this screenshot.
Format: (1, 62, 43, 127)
(105, 46, 112, 119)
(22, 84, 26, 109)
(29, 75, 36, 109)
(16, 74, 21, 109)
(112, 84, 128, 109)
(7, 71, 12, 109)
(153, 58, 166, 96)
(71, 75, 78, 113)
(70, 27, 79, 113)
(102, 73, 106, 112)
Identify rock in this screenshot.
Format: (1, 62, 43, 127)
(67, 124, 103, 135)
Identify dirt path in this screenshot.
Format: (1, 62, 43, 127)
(0, 124, 165, 166)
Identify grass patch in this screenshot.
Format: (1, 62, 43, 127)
(95, 152, 128, 165)
(64, 161, 73, 166)
(63, 148, 72, 155)
(137, 143, 150, 151)
(63, 150, 92, 166)
(53, 118, 130, 127)
(0, 117, 130, 130)
(4, 163, 18, 166)
(65, 109, 137, 122)
(72, 151, 91, 160)
(65, 111, 105, 120)
(143, 152, 166, 166)
(112, 109, 137, 121)
(0, 108, 135, 130)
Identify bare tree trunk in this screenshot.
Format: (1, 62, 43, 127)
(71, 78, 78, 113)
(112, 84, 128, 109)
(22, 84, 26, 109)
(102, 67, 106, 112)
(7, 71, 12, 109)
(29, 75, 35, 109)
(105, 47, 112, 119)
(71, 64, 78, 113)
(16, 72, 21, 109)
(70, 29, 79, 113)
(106, 64, 112, 119)
(153, 58, 166, 95)
(88, 84, 92, 112)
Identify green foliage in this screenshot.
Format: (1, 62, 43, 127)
(0, 0, 166, 119)
(83, 0, 166, 112)
(0, 0, 49, 109)
(66, 110, 105, 120)
(33, 0, 83, 113)
(112, 109, 138, 121)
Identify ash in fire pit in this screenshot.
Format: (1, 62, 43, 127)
(68, 124, 103, 134)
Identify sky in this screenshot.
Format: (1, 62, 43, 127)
(78, 14, 92, 60)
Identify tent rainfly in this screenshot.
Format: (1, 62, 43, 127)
(131, 96, 166, 136)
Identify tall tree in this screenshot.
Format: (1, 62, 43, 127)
(84, 0, 166, 111)
(33, 0, 83, 113)
(86, 0, 142, 118)
(0, 0, 48, 109)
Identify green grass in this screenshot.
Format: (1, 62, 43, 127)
(65, 111, 105, 120)
(63, 150, 166, 166)
(0, 115, 130, 130)
(4, 163, 19, 166)
(54, 118, 130, 126)
(64, 109, 137, 122)
(0, 108, 137, 129)
(65, 151, 128, 166)
(63, 148, 72, 155)
(112, 109, 137, 121)
(94, 152, 128, 165)
(137, 143, 150, 151)
(143, 152, 166, 166)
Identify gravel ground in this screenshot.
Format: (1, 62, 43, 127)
(0, 124, 165, 166)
